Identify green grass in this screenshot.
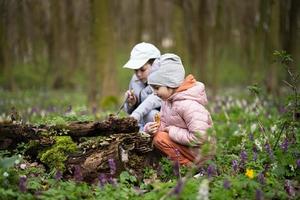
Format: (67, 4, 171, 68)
(0, 88, 299, 199)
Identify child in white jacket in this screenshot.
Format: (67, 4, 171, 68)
(123, 42, 162, 130)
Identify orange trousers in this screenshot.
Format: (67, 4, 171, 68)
(153, 131, 198, 165)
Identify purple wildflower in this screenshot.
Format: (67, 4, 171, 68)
(55, 170, 63, 180)
(253, 152, 257, 161)
(108, 176, 117, 186)
(47, 106, 55, 113)
(108, 158, 116, 175)
(255, 189, 263, 200)
(263, 163, 270, 174)
(19, 176, 27, 192)
(223, 179, 231, 189)
(173, 160, 180, 178)
(264, 142, 274, 159)
(240, 151, 248, 163)
(296, 159, 300, 168)
(207, 164, 216, 178)
(257, 172, 265, 185)
(74, 165, 83, 182)
(65, 105, 72, 113)
(98, 173, 107, 187)
(249, 133, 254, 141)
(232, 160, 239, 172)
(172, 178, 184, 196)
(92, 106, 97, 114)
(253, 145, 258, 161)
(278, 106, 286, 113)
(284, 180, 295, 197)
(30, 107, 39, 115)
(280, 138, 289, 152)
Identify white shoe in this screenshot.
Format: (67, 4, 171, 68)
(193, 172, 204, 178)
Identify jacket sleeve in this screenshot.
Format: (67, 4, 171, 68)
(130, 94, 162, 122)
(168, 101, 212, 146)
(124, 76, 138, 114)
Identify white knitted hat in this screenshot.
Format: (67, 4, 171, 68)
(148, 53, 185, 88)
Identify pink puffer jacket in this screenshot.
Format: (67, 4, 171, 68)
(159, 79, 213, 146)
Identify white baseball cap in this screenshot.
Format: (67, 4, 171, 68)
(123, 42, 161, 69)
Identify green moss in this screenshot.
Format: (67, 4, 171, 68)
(38, 136, 77, 172)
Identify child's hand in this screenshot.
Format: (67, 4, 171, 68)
(125, 90, 136, 106)
(146, 122, 159, 135)
(163, 126, 170, 132)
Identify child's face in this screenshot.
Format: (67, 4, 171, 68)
(151, 85, 175, 100)
(134, 63, 151, 83)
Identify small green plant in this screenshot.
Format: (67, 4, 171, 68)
(143, 167, 156, 179)
(38, 136, 77, 172)
(119, 171, 137, 186)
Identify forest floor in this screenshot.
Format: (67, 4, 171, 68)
(0, 89, 299, 199)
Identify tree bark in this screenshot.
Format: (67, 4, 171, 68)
(0, 115, 139, 148)
(0, 116, 159, 183)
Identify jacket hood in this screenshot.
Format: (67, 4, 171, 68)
(169, 75, 208, 105)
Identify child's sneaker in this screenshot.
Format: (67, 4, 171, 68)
(193, 172, 204, 179)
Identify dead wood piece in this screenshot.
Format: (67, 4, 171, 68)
(0, 116, 139, 149)
(65, 133, 155, 183)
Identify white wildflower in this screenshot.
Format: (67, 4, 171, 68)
(241, 137, 247, 147)
(236, 100, 242, 108)
(245, 107, 250, 113)
(251, 124, 257, 133)
(225, 102, 231, 110)
(233, 130, 239, 136)
(289, 165, 295, 172)
(271, 163, 278, 170)
(66, 111, 76, 116)
(20, 163, 27, 170)
(14, 159, 20, 165)
(3, 172, 9, 177)
(242, 99, 247, 107)
(40, 110, 46, 117)
(241, 130, 246, 136)
(197, 179, 209, 200)
(254, 139, 262, 151)
(270, 125, 277, 133)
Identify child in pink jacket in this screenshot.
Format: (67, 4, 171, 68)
(144, 53, 215, 166)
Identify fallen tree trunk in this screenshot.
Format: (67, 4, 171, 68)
(0, 115, 161, 183)
(65, 132, 159, 183)
(0, 115, 139, 149)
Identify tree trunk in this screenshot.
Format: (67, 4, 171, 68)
(286, 0, 300, 71)
(0, 116, 159, 184)
(211, 0, 223, 97)
(0, 115, 138, 146)
(89, 0, 117, 106)
(265, 0, 281, 94)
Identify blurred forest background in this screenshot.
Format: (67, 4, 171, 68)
(0, 0, 299, 105)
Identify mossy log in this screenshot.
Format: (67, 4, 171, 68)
(0, 115, 139, 149)
(65, 132, 160, 183)
(0, 115, 161, 183)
